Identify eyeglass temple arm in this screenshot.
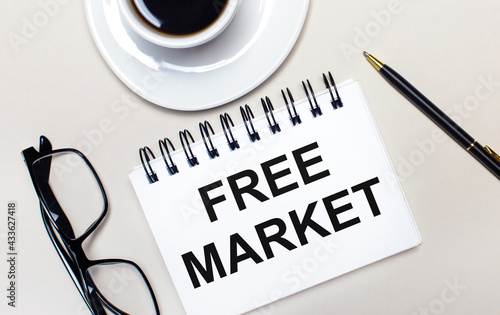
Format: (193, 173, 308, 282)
(32, 136, 76, 239)
(41, 207, 99, 313)
(38, 136, 106, 314)
(38, 137, 94, 309)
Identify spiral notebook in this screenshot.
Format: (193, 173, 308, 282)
(129, 75, 421, 315)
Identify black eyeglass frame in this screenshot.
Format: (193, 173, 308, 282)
(22, 137, 160, 315)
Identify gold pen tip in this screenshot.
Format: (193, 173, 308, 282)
(363, 52, 384, 71)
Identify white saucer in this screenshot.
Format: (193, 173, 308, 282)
(84, 0, 309, 111)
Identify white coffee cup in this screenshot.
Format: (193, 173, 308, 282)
(118, 0, 240, 49)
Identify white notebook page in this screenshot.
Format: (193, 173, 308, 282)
(129, 80, 421, 315)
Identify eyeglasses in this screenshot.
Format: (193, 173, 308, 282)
(22, 136, 160, 315)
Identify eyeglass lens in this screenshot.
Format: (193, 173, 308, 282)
(32, 151, 105, 240)
(86, 262, 158, 314)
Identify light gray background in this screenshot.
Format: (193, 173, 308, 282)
(1, 0, 500, 314)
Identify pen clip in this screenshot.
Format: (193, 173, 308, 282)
(484, 145, 500, 162)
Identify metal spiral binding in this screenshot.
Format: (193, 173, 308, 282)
(261, 96, 281, 134)
(139, 146, 158, 183)
(302, 79, 322, 117)
(138, 71, 343, 183)
(220, 113, 240, 151)
(281, 87, 301, 126)
(240, 104, 260, 142)
(323, 71, 343, 109)
(179, 129, 199, 167)
(159, 137, 179, 175)
(199, 120, 219, 159)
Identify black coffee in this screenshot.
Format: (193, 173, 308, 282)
(131, 0, 229, 36)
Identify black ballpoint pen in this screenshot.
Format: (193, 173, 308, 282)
(363, 51, 500, 181)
